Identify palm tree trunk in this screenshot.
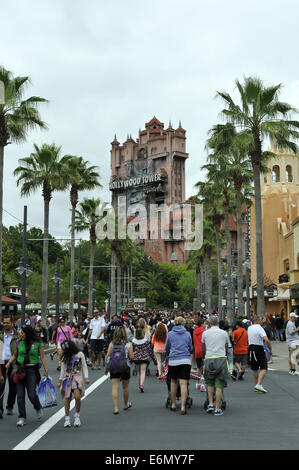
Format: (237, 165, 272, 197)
(224, 208, 233, 324)
(236, 189, 244, 316)
(126, 266, 130, 304)
(88, 239, 95, 318)
(195, 265, 200, 312)
(252, 162, 265, 317)
(41, 197, 50, 327)
(69, 204, 75, 322)
(111, 251, 116, 315)
(201, 265, 205, 308)
(204, 254, 212, 314)
(215, 226, 223, 320)
(117, 264, 121, 310)
(0, 145, 3, 319)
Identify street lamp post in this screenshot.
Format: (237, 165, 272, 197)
(15, 206, 31, 326)
(245, 235, 251, 319)
(92, 276, 96, 313)
(75, 243, 83, 325)
(231, 248, 237, 323)
(52, 257, 63, 318)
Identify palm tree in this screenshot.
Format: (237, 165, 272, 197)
(216, 76, 299, 316)
(201, 159, 236, 323)
(14, 143, 64, 325)
(60, 155, 101, 321)
(186, 249, 203, 312)
(195, 181, 225, 319)
(138, 271, 166, 306)
(75, 197, 104, 318)
(201, 217, 216, 315)
(207, 124, 254, 316)
(0, 66, 47, 315)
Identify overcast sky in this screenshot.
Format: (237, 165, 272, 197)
(2, 0, 299, 241)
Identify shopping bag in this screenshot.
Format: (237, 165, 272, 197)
(38, 376, 57, 408)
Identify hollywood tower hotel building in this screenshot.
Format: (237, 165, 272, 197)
(109, 117, 189, 263)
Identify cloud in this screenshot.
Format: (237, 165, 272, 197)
(2, 0, 299, 239)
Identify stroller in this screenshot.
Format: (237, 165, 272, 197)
(163, 360, 193, 409)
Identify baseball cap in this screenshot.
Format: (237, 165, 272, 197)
(242, 319, 250, 323)
(290, 312, 298, 318)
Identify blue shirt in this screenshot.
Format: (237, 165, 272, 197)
(3, 332, 13, 361)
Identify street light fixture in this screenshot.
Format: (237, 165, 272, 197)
(16, 261, 32, 278)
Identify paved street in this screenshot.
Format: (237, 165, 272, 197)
(1, 341, 298, 451)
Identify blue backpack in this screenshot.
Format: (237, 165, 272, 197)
(108, 343, 128, 374)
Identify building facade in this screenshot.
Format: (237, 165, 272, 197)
(109, 117, 189, 263)
(250, 140, 299, 317)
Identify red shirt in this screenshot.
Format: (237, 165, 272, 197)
(233, 328, 248, 354)
(193, 326, 205, 358)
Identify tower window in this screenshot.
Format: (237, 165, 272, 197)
(286, 165, 293, 182)
(272, 165, 280, 182)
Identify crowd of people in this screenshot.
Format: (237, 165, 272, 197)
(0, 306, 299, 427)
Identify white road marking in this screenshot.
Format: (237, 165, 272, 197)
(13, 374, 109, 451)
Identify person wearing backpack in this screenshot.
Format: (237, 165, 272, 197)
(52, 318, 73, 372)
(105, 326, 134, 415)
(232, 320, 248, 380)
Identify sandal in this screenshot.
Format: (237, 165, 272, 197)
(124, 403, 132, 411)
(113, 411, 119, 415)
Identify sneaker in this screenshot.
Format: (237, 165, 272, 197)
(206, 404, 214, 413)
(16, 418, 26, 427)
(293, 371, 299, 376)
(64, 417, 71, 428)
(6, 409, 13, 415)
(74, 414, 81, 427)
(138, 386, 144, 393)
(36, 409, 43, 421)
(214, 409, 223, 416)
(254, 384, 268, 393)
(231, 373, 237, 381)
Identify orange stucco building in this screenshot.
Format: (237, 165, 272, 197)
(250, 140, 299, 318)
